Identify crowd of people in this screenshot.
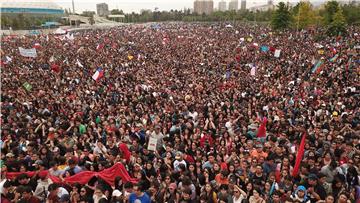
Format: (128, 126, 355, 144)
(0, 22, 359, 203)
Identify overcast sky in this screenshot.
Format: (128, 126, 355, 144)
(54, 0, 275, 13)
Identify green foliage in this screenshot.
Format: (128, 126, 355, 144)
(327, 8, 347, 36)
(293, 2, 317, 29)
(341, 3, 360, 25)
(271, 2, 292, 30)
(324, 1, 339, 24)
(81, 11, 95, 18)
(110, 9, 124, 15)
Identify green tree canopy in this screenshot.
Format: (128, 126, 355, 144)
(293, 2, 317, 30)
(324, 1, 340, 24)
(327, 7, 347, 36)
(271, 2, 292, 30)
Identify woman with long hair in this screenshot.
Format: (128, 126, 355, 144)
(200, 183, 217, 203)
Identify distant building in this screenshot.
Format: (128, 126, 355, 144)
(229, 0, 238, 10)
(249, 4, 275, 11)
(96, 3, 109, 17)
(241, 0, 247, 10)
(194, 0, 214, 15)
(218, 0, 227, 11)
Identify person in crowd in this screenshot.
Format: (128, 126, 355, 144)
(0, 23, 359, 203)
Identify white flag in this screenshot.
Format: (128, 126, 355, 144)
(49, 55, 55, 63)
(5, 56, 12, 63)
(76, 59, 83, 68)
(274, 49, 281, 58)
(250, 65, 256, 76)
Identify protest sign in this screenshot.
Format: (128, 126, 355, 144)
(147, 137, 157, 151)
(19, 47, 37, 58)
(23, 82, 32, 91)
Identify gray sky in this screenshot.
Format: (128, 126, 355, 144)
(54, 0, 272, 13)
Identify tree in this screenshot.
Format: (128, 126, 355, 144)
(89, 15, 95, 25)
(81, 11, 95, 17)
(327, 8, 347, 36)
(341, 3, 360, 25)
(110, 9, 124, 15)
(271, 2, 291, 30)
(324, 1, 339, 25)
(293, 2, 317, 30)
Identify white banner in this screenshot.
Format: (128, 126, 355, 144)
(19, 47, 37, 58)
(147, 137, 157, 151)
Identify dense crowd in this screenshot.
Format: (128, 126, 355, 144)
(0, 22, 359, 203)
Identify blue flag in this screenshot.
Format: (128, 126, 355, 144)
(261, 46, 269, 52)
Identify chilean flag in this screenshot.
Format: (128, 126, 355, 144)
(92, 68, 104, 82)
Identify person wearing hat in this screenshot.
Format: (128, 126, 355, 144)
(291, 185, 310, 203)
(34, 171, 53, 201)
(174, 151, 187, 172)
(110, 189, 122, 203)
(33, 160, 46, 171)
(150, 125, 164, 152)
(5, 153, 19, 172)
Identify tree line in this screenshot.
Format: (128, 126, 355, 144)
(1, 1, 359, 31)
(270, 1, 358, 36)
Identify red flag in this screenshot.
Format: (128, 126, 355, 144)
(96, 43, 104, 51)
(5, 163, 137, 186)
(51, 64, 61, 73)
(256, 117, 267, 138)
(292, 132, 307, 177)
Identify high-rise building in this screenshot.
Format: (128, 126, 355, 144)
(218, 0, 227, 11)
(241, 0, 246, 10)
(96, 3, 109, 17)
(194, 0, 214, 15)
(228, 0, 238, 10)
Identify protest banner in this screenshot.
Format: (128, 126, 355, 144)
(19, 47, 37, 58)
